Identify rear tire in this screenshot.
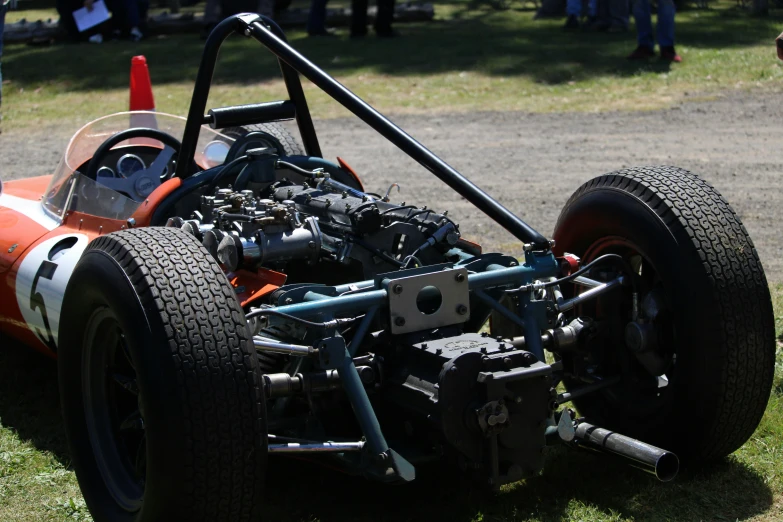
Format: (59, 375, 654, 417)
(59, 227, 267, 521)
(553, 166, 775, 461)
(223, 122, 305, 158)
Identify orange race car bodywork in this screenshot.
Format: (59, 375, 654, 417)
(0, 112, 286, 358)
(0, 174, 180, 356)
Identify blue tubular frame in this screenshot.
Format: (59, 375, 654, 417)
(175, 13, 551, 250)
(263, 254, 558, 470)
(275, 253, 560, 318)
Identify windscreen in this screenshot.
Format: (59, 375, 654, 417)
(42, 111, 234, 222)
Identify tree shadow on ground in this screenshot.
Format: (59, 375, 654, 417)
(3, 0, 782, 93)
(0, 334, 774, 522)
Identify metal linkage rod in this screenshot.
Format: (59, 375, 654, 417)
(558, 277, 624, 313)
(253, 337, 315, 356)
(268, 441, 365, 453)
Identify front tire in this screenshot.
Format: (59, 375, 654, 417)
(59, 227, 267, 521)
(553, 166, 775, 461)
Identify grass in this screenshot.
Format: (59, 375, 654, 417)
(1, 285, 782, 521)
(2, 1, 783, 519)
(3, 0, 783, 131)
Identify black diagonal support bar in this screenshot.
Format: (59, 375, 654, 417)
(176, 14, 550, 248)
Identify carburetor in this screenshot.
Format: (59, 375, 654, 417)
(168, 187, 322, 272)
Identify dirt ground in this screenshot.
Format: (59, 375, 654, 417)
(2, 91, 781, 281)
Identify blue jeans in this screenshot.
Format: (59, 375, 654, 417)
(632, 0, 675, 48)
(566, 0, 597, 17)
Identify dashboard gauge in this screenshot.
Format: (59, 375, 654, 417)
(96, 166, 117, 178)
(116, 154, 146, 177)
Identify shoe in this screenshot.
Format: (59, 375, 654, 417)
(563, 15, 580, 31)
(660, 46, 682, 62)
(130, 27, 143, 42)
(606, 22, 627, 33)
(627, 45, 655, 60)
(307, 28, 337, 37)
(375, 28, 399, 38)
(88, 33, 103, 44)
(584, 17, 609, 31)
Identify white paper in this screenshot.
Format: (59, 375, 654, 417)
(72, 0, 110, 33)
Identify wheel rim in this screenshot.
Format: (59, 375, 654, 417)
(573, 236, 678, 418)
(82, 308, 145, 512)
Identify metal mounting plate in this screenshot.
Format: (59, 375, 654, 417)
(386, 267, 470, 334)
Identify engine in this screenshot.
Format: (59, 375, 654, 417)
(168, 169, 467, 280)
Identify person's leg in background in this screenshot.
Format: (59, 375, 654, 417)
(628, 0, 655, 58)
(56, 0, 82, 41)
(586, 0, 610, 31)
(564, 0, 582, 30)
(202, 0, 220, 37)
(606, 0, 628, 31)
(656, 0, 680, 61)
(307, 0, 330, 36)
(374, 0, 394, 36)
(350, 0, 367, 37)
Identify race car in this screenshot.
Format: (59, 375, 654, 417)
(0, 13, 776, 522)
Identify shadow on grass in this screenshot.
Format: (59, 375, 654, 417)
(260, 448, 773, 521)
(0, 333, 774, 521)
(0, 335, 70, 464)
(3, 1, 783, 94)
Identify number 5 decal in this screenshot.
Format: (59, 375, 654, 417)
(29, 260, 58, 352)
(16, 234, 89, 353)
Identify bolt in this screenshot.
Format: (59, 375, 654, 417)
(393, 284, 403, 294)
(345, 204, 352, 211)
(435, 348, 443, 355)
(480, 332, 489, 338)
(342, 191, 348, 198)
(395, 317, 406, 327)
(498, 343, 506, 352)
(456, 304, 468, 315)
(421, 343, 428, 349)
(308, 241, 316, 249)
(503, 357, 512, 368)
(285, 298, 293, 304)
(454, 273, 466, 283)
(480, 347, 487, 354)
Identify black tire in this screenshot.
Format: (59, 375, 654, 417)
(553, 166, 775, 461)
(223, 122, 305, 158)
(58, 227, 267, 521)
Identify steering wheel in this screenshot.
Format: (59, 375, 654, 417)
(85, 128, 183, 202)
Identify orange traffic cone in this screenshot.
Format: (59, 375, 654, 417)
(130, 55, 155, 111)
(129, 55, 158, 131)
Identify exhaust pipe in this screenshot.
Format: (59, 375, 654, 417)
(574, 422, 679, 482)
